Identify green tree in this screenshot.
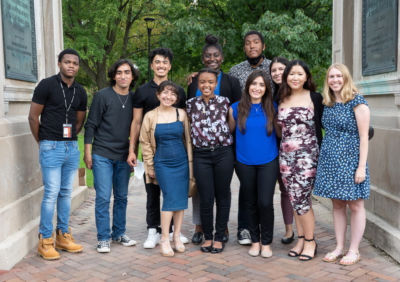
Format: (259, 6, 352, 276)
(156, 0, 332, 87)
(62, 0, 332, 90)
(62, 0, 155, 91)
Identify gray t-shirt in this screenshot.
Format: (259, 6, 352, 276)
(228, 58, 274, 92)
(84, 87, 134, 161)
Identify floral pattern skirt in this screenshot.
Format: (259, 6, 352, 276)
(279, 144, 319, 215)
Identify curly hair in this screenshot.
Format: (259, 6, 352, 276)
(108, 59, 139, 89)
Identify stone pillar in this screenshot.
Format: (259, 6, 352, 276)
(327, 0, 400, 263)
(0, 0, 88, 270)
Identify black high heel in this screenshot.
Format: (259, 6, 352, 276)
(299, 237, 317, 261)
(288, 235, 304, 257)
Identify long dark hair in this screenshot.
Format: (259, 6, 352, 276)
(278, 59, 316, 104)
(237, 70, 274, 136)
(269, 57, 289, 101)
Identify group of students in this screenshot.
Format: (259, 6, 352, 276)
(30, 30, 370, 267)
(135, 31, 370, 265)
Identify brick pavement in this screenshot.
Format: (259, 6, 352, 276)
(1, 174, 399, 282)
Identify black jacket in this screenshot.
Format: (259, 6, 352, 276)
(187, 71, 242, 104)
(310, 91, 323, 147)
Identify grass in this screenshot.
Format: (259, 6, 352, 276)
(78, 135, 93, 187)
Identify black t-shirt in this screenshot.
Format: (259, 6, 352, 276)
(32, 74, 87, 140)
(84, 87, 134, 161)
(132, 80, 186, 115)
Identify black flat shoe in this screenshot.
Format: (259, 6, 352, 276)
(211, 242, 225, 254)
(200, 245, 212, 253)
(281, 232, 295, 244)
(222, 229, 229, 243)
(192, 232, 204, 245)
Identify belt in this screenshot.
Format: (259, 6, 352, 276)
(193, 145, 224, 152)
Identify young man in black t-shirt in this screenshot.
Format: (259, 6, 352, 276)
(28, 49, 87, 260)
(126, 48, 188, 248)
(84, 59, 139, 253)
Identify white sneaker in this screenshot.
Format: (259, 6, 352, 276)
(169, 232, 189, 244)
(97, 240, 111, 253)
(143, 228, 160, 249)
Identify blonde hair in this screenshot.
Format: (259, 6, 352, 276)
(323, 63, 359, 106)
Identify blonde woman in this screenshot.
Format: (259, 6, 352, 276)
(314, 63, 370, 265)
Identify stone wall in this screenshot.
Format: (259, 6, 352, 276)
(0, 0, 88, 270)
(319, 0, 400, 263)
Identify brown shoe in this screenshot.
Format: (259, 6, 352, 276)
(55, 228, 83, 253)
(38, 234, 60, 260)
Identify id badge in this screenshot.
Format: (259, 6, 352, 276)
(63, 123, 72, 138)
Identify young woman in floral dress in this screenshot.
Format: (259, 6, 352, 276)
(276, 60, 323, 261)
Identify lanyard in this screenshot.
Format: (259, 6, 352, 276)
(195, 72, 222, 97)
(60, 82, 76, 124)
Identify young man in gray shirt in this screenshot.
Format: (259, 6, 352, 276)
(84, 59, 139, 253)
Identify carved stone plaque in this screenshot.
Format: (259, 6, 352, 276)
(1, 0, 37, 82)
(362, 0, 398, 76)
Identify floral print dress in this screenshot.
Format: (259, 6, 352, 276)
(277, 107, 319, 215)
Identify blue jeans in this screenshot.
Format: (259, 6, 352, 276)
(92, 153, 131, 241)
(39, 140, 80, 238)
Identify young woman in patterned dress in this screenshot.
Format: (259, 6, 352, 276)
(314, 64, 370, 265)
(276, 60, 323, 261)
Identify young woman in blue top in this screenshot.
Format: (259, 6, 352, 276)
(228, 70, 279, 258)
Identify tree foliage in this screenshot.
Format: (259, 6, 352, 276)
(62, 0, 155, 91)
(62, 0, 332, 91)
(156, 0, 332, 87)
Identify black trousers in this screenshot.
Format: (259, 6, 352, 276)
(193, 146, 234, 242)
(237, 176, 247, 231)
(144, 176, 172, 233)
(235, 158, 278, 245)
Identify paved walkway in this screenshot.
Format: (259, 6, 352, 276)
(1, 175, 399, 282)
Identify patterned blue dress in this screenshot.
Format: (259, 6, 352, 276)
(314, 94, 370, 200)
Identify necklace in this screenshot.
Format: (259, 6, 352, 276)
(115, 92, 129, 108)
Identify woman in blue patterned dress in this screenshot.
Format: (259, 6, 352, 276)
(314, 63, 370, 265)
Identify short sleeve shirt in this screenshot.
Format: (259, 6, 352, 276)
(231, 101, 278, 165)
(186, 96, 233, 148)
(32, 74, 87, 140)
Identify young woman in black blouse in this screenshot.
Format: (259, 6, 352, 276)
(187, 35, 241, 245)
(186, 68, 234, 254)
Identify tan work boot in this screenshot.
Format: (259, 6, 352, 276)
(38, 233, 60, 260)
(55, 228, 83, 253)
